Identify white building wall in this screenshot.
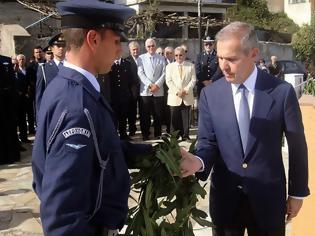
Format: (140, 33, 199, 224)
(284, 1, 312, 26)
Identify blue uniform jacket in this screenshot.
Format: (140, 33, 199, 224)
(195, 69, 309, 229)
(36, 60, 59, 114)
(32, 66, 152, 236)
(195, 50, 223, 96)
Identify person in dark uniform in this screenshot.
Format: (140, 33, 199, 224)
(0, 54, 20, 164)
(43, 46, 53, 62)
(36, 33, 66, 113)
(26, 46, 44, 134)
(109, 56, 138, 140)
(195, 36, 223, 98)
(32, 1, 152, 235)
(15, 54, 31, 143)
(125, 41, 141, 136)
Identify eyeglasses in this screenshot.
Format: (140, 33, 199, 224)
(46, 52, 53, 55)
(147, 45, 155, 48)
(158, 52, 164, 55)
(175, 54, 183, 57)
(204, 43, 213, 46)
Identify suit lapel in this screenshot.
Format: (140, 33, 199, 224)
(244, 70, 275, 159)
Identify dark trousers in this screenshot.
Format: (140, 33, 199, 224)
(139, 96, 163, 138)
(127, 98, 138, 135)
(112, 100, 130, 138)
(17, 95, 28, 141)
(212, 194, 285, 236)
(170, 103, 191, 139)
(26, 96, 35, 133)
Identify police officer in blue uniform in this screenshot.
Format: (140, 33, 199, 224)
(31, 1, 152, 235)
(36, 33, 66, 114)
(0, 55, 20, 164)
(109, 57, 138, 140)
(195, 36, 223, 98)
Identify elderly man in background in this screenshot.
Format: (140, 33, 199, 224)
(166, 46, 196, 141)
(125, 41, 141, 136)
(138, 38, 166, 140)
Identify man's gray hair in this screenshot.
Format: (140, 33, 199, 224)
(215, 21, 258, 54)
(129, 41, 140, 49)
(17, 54, 25, 60)
(164, 46, 174, 52)
(145, 38, 156, 47)
(174, 46, 185, 54)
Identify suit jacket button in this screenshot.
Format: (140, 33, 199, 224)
(242, 163, 248, 169)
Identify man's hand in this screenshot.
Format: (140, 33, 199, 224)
(286, 197, 303, 222)
(180, 148, 202, 177)
(202, 80, 212, 87)
(149, 84, 159, 94)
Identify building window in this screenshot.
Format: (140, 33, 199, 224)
(288, 0, 306, 4)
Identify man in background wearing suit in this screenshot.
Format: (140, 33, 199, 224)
(138, 38, 166, 140)
(165, 46, 196, 141)
(15, 54, 31, 143)
(125, 41, 141, 136)
(180, 21, 309, 236)
(36, 33, 66, 113)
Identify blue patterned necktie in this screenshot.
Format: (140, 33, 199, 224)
(238, 84, 250, 153)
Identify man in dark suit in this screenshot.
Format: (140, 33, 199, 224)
(36, 33, 66, 113)
(180, 21, 309, 236)
(195, 36, 223, 98)
(125, 40, 141, 136)
(26, 45, 45, 134)
(32, 1, 152, 235)
(109, 56, 138, 140)
(0, 54, 20, 164)
(15, 54, 31, 143)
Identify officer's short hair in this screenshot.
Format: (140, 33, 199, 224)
(215, 21, 258, 54)
(62, 28, 107, 50)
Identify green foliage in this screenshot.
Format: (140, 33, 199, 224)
(303, 77, 315, 96)
(226, 0, 299, 34)
(292, 24, 315, 67)
(125, 134, 212, 235)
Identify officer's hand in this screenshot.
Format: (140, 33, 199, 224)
(180, 148, 202, 177)
(286, 197, 303, 222)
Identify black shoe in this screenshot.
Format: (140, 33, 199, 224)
(143, 136, 150, 141)
(182, 137, 191, 141)
(129, 131, 136, 136)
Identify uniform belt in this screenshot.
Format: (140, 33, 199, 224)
(94, 226, 118, 236)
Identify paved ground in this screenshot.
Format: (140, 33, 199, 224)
(0, 128, 291, 236)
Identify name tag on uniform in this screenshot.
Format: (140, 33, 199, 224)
(62, 127, 91, 139)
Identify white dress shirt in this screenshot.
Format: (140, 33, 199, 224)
(63, 61, 100, 92)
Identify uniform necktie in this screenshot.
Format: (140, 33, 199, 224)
(178, 65, 183, 79)
(58, 61, 63, 69)
(238, 84, 250, 153)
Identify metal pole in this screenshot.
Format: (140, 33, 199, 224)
(198, 0, 202, 53)
(25, 13, 56, 30)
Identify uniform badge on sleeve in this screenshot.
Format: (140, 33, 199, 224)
(62, 127, 91, 139)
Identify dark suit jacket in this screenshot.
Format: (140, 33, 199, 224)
(125, 55, 140, 99)
(36, 60, 59, 113)
(196, 69, 309, 229)
(109, 58, 138, 103)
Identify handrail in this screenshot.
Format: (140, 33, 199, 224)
(294, 76, 314, 89)
(25, 13, 56, 29)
